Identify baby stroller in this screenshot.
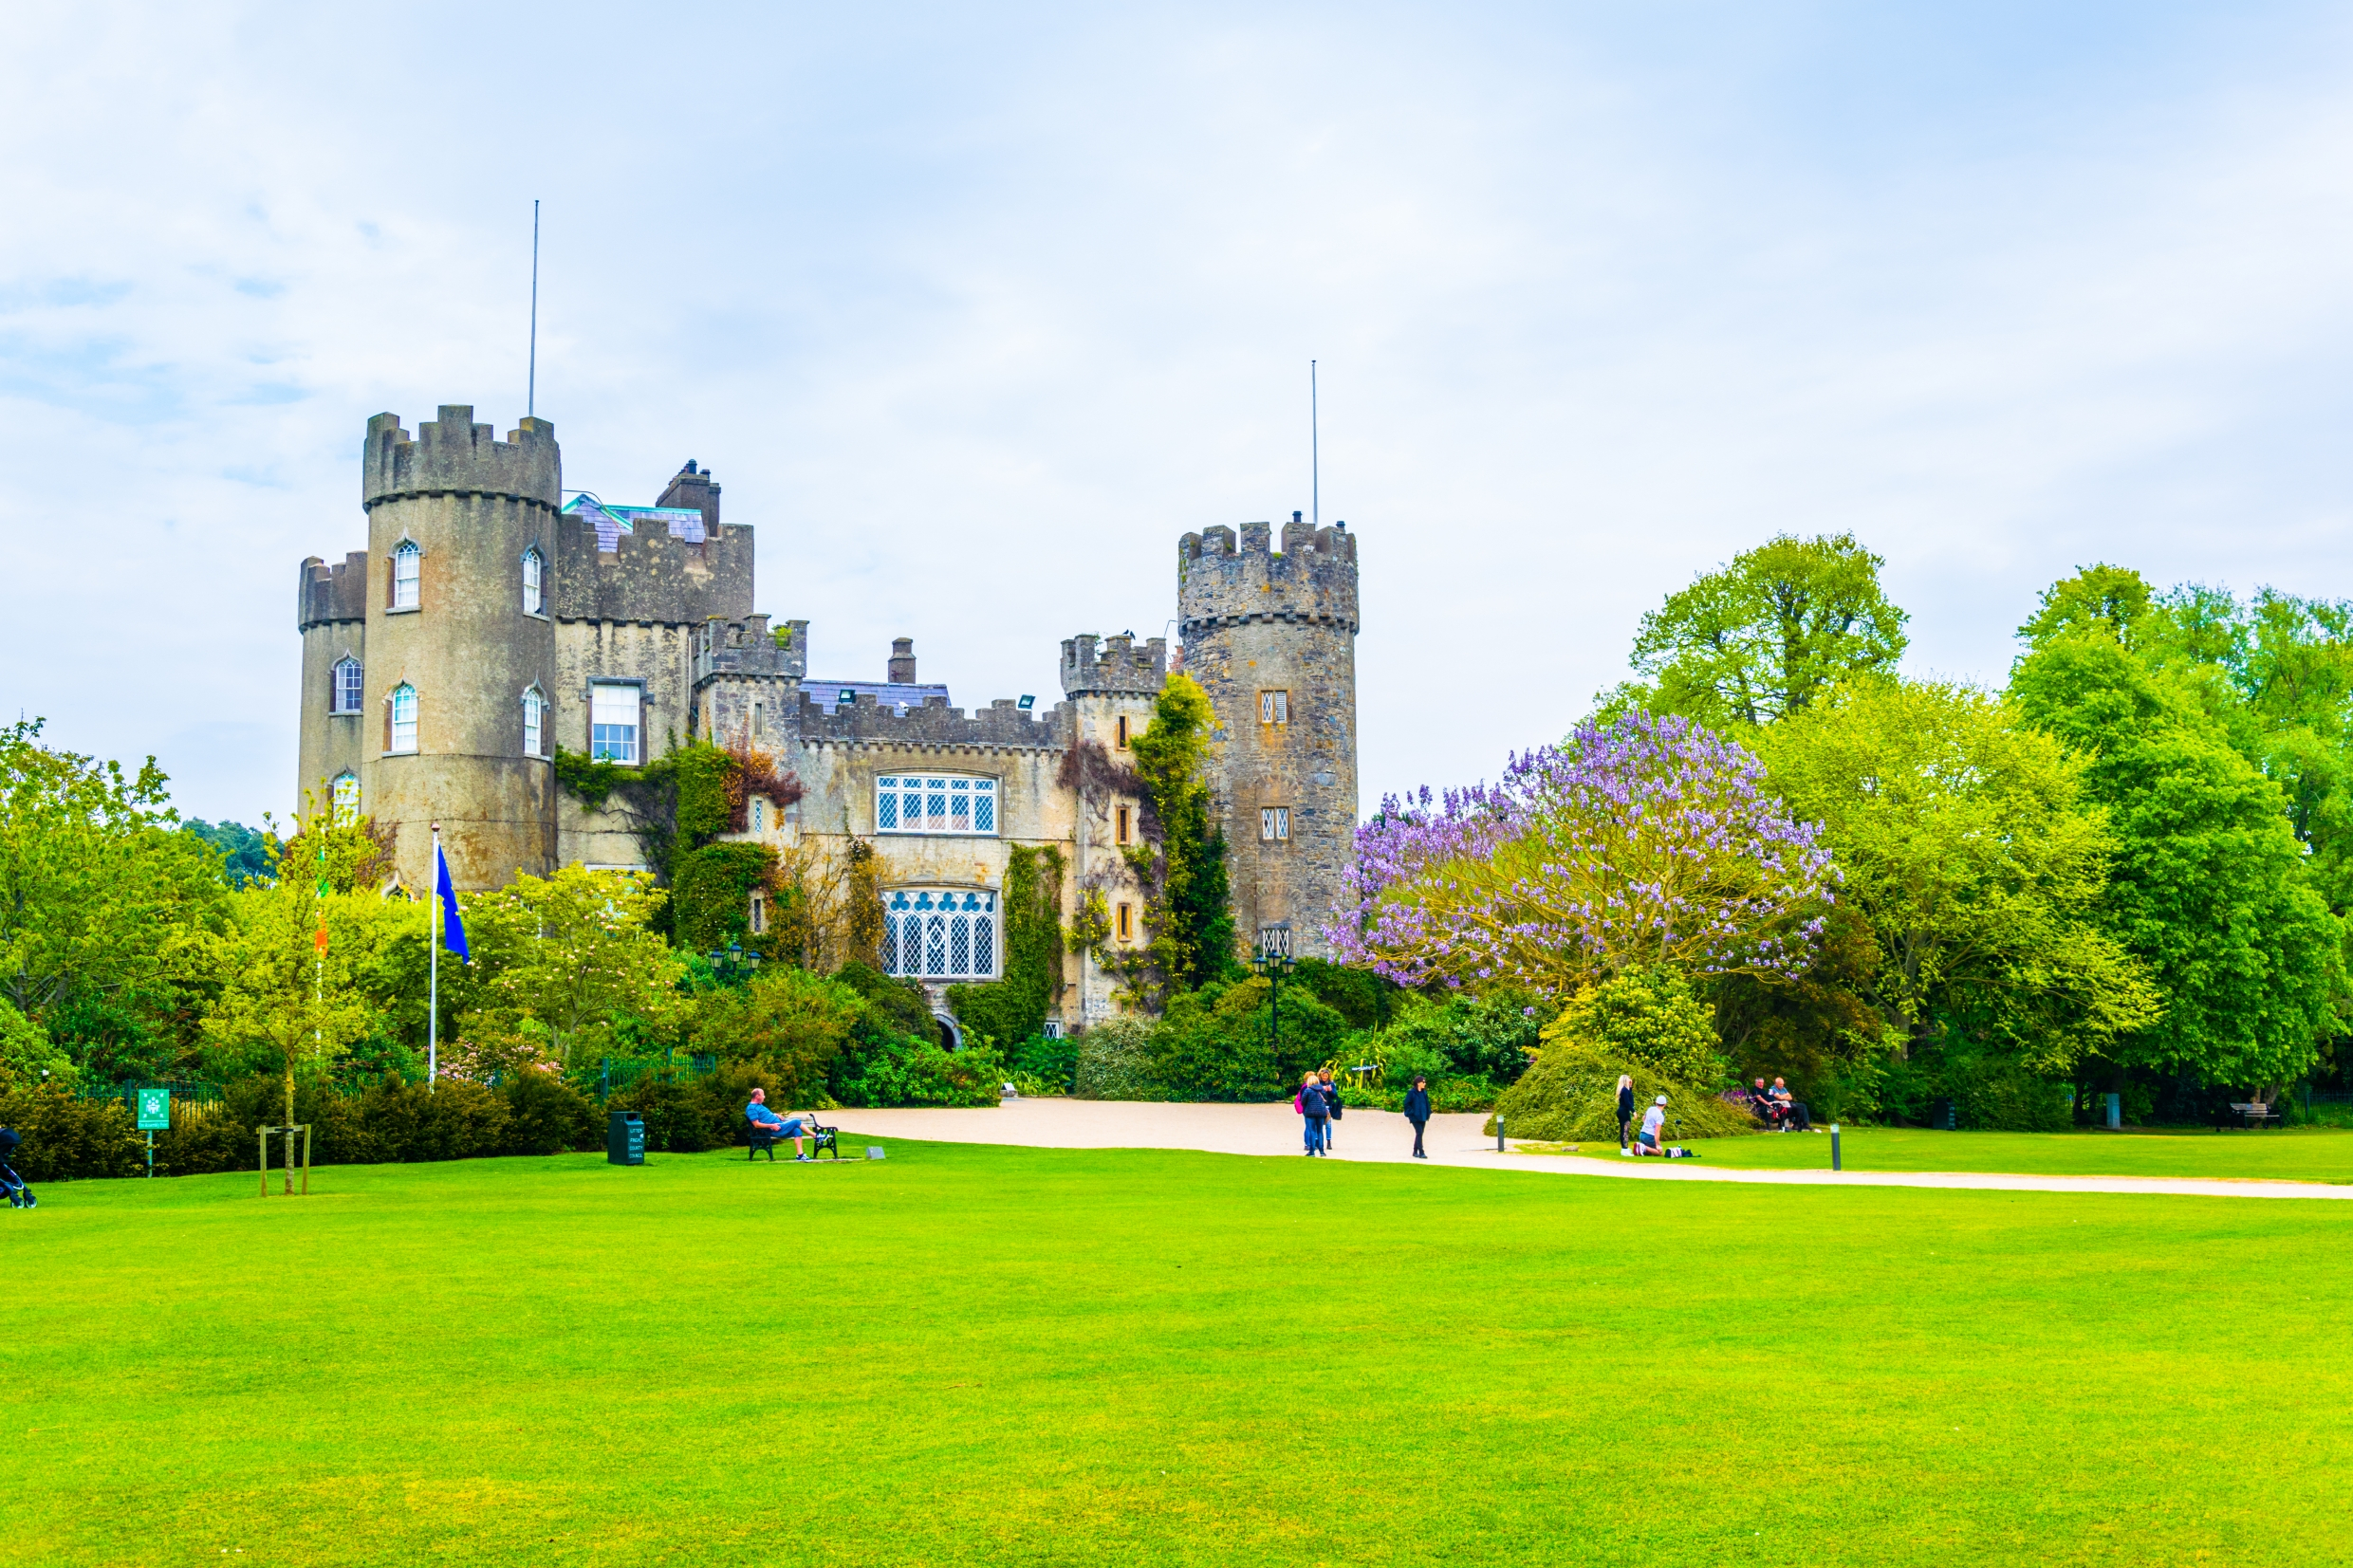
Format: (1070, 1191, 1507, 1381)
(0, 1127, 33, 1209)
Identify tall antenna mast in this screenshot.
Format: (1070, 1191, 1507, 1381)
(1310, 359, 1320, 528)
(528, 199, 541, 417)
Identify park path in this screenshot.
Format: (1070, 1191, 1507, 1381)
(830, 1098, 2353, 1201)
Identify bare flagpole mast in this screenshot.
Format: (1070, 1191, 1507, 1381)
(528, 199, 541, 417)
(1310, 359, 1319, 528)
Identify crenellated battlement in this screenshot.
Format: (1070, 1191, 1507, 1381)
(792, 691, 1074, 751)
(362, 406, 561, 512)
(297, 550, 369, 629)
(692, 614, 807, 682)
(1176, 511, 1359, 638)
(1060, 632, 1167, 697)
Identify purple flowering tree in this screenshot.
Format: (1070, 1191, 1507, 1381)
(1328, 711, 1836, 999)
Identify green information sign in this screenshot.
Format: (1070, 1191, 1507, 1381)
(135, 1088, 171, 1132)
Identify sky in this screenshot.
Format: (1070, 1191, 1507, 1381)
(3, 1, 2351, 825)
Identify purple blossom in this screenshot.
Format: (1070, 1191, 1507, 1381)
(1326, 710, 1838, 996)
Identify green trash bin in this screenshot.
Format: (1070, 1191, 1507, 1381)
(607, 1111, 644, 1166)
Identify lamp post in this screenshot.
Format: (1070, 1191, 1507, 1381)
(1252, 923, 1295, 1065)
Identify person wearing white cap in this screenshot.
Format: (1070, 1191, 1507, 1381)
(1634, 1094, 1671, 1156)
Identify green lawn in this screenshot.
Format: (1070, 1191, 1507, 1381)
(1541, 1124, 2353, 1182)
(7, 1140, 2351, 1566)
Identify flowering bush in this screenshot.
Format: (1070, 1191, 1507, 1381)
(1331, 712, 1836, 999)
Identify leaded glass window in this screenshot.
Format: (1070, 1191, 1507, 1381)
(874, 774, 997, 837)
(881, 888, 998, 980)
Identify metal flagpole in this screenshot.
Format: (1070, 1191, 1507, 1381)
(1310, 360, 1319, 528)
(528, 200, 540, 418)
(428, 821, 440, 1092)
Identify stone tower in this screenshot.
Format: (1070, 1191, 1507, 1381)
(1176, 514, 1361, 961)
(359, 407, 562, 892)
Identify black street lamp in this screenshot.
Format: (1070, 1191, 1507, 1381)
(1252, 923, 1295, 1063)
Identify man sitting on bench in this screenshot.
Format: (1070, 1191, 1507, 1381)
(746, 1088, 813, 1162)
(1770, 1077, 1813, 1132)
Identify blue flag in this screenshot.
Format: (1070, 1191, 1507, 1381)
(435, 843, 471, 962)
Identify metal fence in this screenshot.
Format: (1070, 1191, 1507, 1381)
(589, 1054, 717, 1099)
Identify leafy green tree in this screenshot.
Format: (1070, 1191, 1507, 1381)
(0, 719, 229, 1079)
(459, 867, 685, 1071)
(0, 997, 74, 1087)
(1607, 532, 1908, 729)
(2010, 633, 2343, 1088)
(1756, 676, 2159, 1074)
(180, 819, 274, 888)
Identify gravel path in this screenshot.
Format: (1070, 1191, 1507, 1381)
(830, 1098, 2353, 1201)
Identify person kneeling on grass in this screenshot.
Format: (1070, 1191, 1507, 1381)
(746, 1087, 813, 1162)
(1634, 1095, 1700, 1160)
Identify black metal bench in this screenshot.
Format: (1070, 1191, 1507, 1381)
(746, 1119, 843, 1160)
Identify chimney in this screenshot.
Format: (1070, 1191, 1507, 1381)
(888, 637, 917, 684)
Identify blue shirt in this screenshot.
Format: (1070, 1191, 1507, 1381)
(747, 1101, 787, 1128)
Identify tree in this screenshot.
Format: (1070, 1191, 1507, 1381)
(1125, 673, 1236, 994)
(1755, 676, 2158, 1075)
(0, 719, 229, 1079)
(1333, 711, 1838, 1002)
(2010, 633, 2343, 1088)
(1608, 533, 1908, 729)
(458, 867, 685, 1070)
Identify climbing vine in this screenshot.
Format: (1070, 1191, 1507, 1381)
(948, 844, 1067, 1046)
(552, 740, 803, 892)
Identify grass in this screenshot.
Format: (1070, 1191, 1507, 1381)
(6, 1138, 2352, 1566)
(1538, 1124, 2353, 1182)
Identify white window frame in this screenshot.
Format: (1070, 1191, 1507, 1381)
(331, 656, 363, 714)
(1261, 805, 1290, 841)
(750, 796, 767, 833)
(880, 887, 998, 980)
(391, 541, 420, 610)
(388, 683, 418, 754)
(1260, 690, 1289, 725)
(875, 773, 998, 837)
(521, 547, 544, 615)
(330, 771, 360, 823)
(590, 682, 641, 765)
(521, 685, 546, 757)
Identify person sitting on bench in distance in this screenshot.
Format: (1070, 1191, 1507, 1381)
(1769, 1077, 1813, 1132)
(745, 1087, 813, 1161)
(1751, 1077, 1786, 1127)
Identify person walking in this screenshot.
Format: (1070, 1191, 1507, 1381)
(1317, 1068, 1341, 1152)
(1402, 1075, 1432, 1159)
(1616, 1074, 1636, 1151)
(1297, 1071, 1328, 1156)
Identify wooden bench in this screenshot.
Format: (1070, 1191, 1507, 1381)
(2218, 1101, 2283, 1130)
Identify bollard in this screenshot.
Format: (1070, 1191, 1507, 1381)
(1829, 1124, 1841, 1171)
(1496, 1116, 1506, 1153)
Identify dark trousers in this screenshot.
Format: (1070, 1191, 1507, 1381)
(1786, 1101, 1812, 1131)
(1410, 1118, 1426, 1156)
(1619, 1116, 1633, 1146)
(1305, 1116, 1327, 1152)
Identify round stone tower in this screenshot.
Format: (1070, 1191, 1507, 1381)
(1176, 513, 1361, 962)
(361, 406, 561, 892)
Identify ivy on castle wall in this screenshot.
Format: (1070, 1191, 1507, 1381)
(948, 844, 1067, 1047)
(670, 841, 779, 953)
(552, 741, 804, 913)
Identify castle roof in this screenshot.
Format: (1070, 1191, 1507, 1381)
(806, 678, 954, 716)
(559, 495, 707, 550)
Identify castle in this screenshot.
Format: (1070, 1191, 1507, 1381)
(296, 406, 1361, 1031)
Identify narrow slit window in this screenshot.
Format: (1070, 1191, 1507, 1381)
(750, 797, 766, 833)
(749, 891, 768, 934)
(1117, 902, 1134, 941)
(1116, 805, 1131, 844)
(1115, 715, 1129, 748)
(521, 687, 545, 757)
(750, 701, 763, 739)
(1260, 690, 1289, 725)
(1261, 806, 1289, 841)
(391, 541, 420, 609)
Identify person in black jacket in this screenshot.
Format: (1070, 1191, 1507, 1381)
(1297, 1071, 1328, 1155)
(1402, 1076, 1432, 1159)
(1616, 1075, 1636, 1150)
(1317, 1068, 1341, 1152)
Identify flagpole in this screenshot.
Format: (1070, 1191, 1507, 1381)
(429, 821, 440, 1093)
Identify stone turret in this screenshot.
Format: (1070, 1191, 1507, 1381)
(356, 406, 563, 891)
(1060, 633, 1167, 696)
(1176, 511, 1361, 961)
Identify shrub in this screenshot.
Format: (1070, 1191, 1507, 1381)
(1011, 1032, 1080, 1095)
(501, 1070, 602, 1154)
(1151, 977, 1346, 1101)
(1486, 1043, 1758, 1143)
(693, 967, 861, 1102)
(0, 1088, 141, 1180)
(834, 1035, 1006, 1108)
(0, 999, 75, 1089)
(356, 1079, 511, 1162)
(1377, 992, 1547, 1085)
(611, 1072, 729, 1152)
(1072, 1018, 1160, 1100)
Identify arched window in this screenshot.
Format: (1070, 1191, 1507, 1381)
(881, 888, 997, 980)
(330, 656, 363, 714)
(330, 771, 361, 823)
(391, 541, 420, 609)
(521, 547, 543, 615)
(521, 686, 546, 757)
(387, 683, 418, 753)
